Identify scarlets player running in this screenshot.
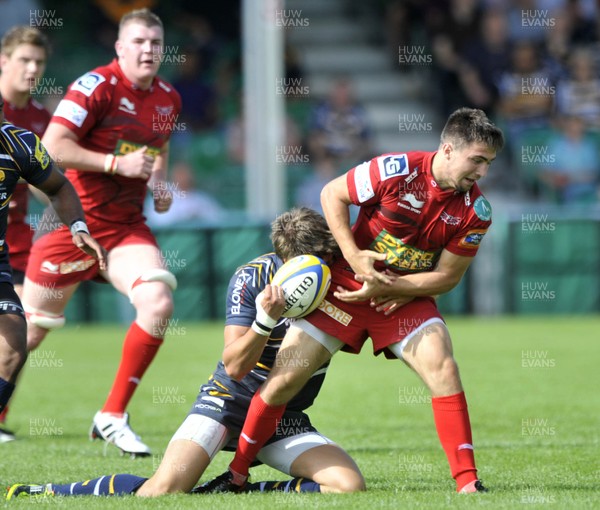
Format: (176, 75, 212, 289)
(202, 108, 504, 494)
(0, 96, 105, 458)
(21, 8, 181, 456)
(0, 26, 52, 442)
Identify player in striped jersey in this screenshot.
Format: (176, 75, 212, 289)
(0, 100, 106, 453)
(7, 208, 365, 500)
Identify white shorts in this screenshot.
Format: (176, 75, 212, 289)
(170, 414, 335, 474)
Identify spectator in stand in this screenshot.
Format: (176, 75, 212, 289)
(458, 8, 511, 114)
(307, 77, 373, 170)
(555, 47, 600, 132)
(294, 154, 339, 215)
(537, 114, 600, 203)
(171, 49, 218, 133)
(496, 40, 554, 149)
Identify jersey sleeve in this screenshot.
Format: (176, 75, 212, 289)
(50, 70, 110, 139)
(446, 194, 493, 257)
(15, 131, 53, 187)
(347, 153, 410, 206)
(224, 254, 279, 327)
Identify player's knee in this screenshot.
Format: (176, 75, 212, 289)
(128, 269, 177, 304)
(333, 472, 366, 493)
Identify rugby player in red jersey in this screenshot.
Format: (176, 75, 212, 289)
(0, 93, 106, 453)
(21, 8, 182, 456)
(0, 26, 52, 442)
(201, 108, 504, 494)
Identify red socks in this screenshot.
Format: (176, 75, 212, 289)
(431, 391, 478, 492)
(101, 322, 163, 414)
(229, 391, 286, 478)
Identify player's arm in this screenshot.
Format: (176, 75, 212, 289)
(42, 123, 153, 179)
(147, 142, 172, 213)
(33, 165, 107, 269)
(321, 174, 389, 283)
(335, 248, 472, 304)
(222, 284, 286, 381)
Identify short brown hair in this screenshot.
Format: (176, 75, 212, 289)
(1, 26, 50, 57)
(271, 207, 340, 263)
(440, 107, 504, 152)
(119, 8, 163, 36)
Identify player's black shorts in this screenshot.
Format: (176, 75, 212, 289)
(189, 376, 316, 450)
(11, 269, 25, 286)
(0, 282, 26, 319)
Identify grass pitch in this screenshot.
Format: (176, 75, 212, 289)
(1, 316, 598, 509)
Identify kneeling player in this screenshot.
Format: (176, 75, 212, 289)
(7, 208, 365, 500)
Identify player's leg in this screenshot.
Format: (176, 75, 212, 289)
(253, 432, 366, 493)
(0, 284, 28, 443)
(137, 414, 230, 496)
(388, 319, 483, 493)
(90, 243, 174, 456)
(205, 321, 343, 490)
(21, 278, 79, 350)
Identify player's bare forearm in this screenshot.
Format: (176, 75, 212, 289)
(35, 167, 86, 226)
(42, 123, 105, 171)
(335, 250, 473, 302)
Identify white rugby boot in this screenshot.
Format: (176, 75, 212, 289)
(89, 411, 151, 457)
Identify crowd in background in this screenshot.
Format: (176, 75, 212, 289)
(2, 0, 599, 224)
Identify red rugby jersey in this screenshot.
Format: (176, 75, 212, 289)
(3, 98, 51, 271)
(50, 59, 182, 223)
(347, 151, 492, 275)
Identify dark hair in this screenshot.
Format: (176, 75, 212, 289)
(440, 107, 504, 152)
(271, 207, 340, 262)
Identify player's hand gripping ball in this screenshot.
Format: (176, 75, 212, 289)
(272, 255, 331, 318)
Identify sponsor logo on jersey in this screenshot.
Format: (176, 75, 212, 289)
(155, 105, 174, 116)
(473, 196, 492, 221)
(354, 161, 374, 203)
(440, 211, 462, 226)
(70, 72, 106, 96)
(201, 396, 225, 408)
(34, 136, 50, 170)
(398, 192, 425, 214)
(318, 299, 352, 326)
(53, 99, 88, 128)
(114, 139, 161, 157)
(118, 97, 137, 115)
(371, 229, 437, 271)
(377, 154, 409, 181)
(459, 229, 487, 249)
(0, 171, 4, 181)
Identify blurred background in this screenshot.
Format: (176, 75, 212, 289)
(3, 0, 599, 320)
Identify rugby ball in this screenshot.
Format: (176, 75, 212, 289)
(272, 255, 331, 318)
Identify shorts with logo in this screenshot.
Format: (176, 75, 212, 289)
(0, 281, 26, 319)
(174, 372, 334, 474)
(25, 217, 158, 287)
(307, 261, 444, 357)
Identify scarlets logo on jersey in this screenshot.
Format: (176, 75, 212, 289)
(33, 136, 50, 170)
(114, 140, 161, 158)
(371, 229, 437, 272)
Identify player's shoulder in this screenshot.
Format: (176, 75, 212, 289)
(235, 252, 281, 280)
(0, 121, 37, 149)
(464, 184, 492, 223)
(155, 76, 182, 107)
(67, 63, 114, 98)
(367, 151, 431, 180)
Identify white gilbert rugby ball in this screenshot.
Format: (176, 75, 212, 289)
(272, 254, 331, 318)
